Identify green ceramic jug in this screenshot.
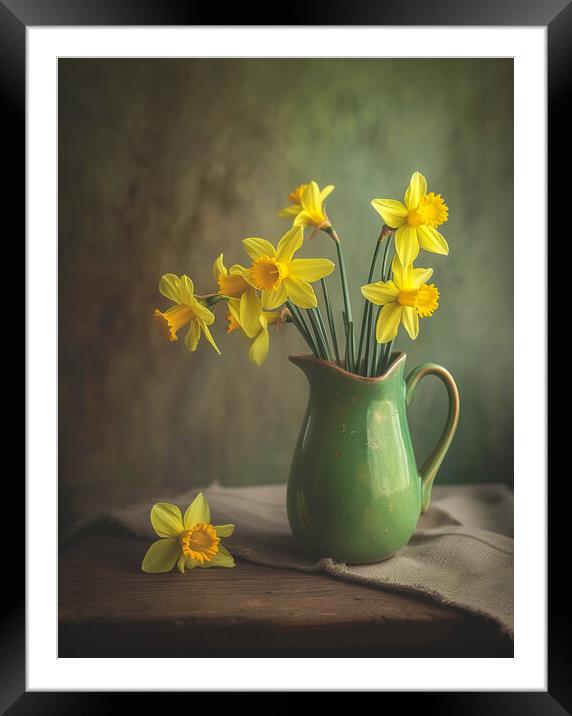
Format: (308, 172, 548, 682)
(286, 352, 460, 564)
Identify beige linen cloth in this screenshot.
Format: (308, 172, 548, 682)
(103, 482, 513, 636)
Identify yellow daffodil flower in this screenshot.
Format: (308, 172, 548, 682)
(227, 297, 279, 365)
(142, 493, 236, 573)
(212, 253, 260, 337)
(279, 181, 335, 229)
(242, 226, 334, 309)
(371, 172, 449, 266)
(361, 256, 439, 343)
(153, 273, 221, 354)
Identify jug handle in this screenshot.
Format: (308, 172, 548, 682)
(405, 363, 460, 513)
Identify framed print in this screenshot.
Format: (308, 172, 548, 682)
(6, 0, 565, 709)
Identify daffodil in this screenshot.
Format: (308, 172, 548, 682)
(227, 297, 279, 365)
(279, 181, 335, 229)
(371, 172, 449, 266)
(361, 256, 439, 343)
(153, 273, 221, 354)
(141, 493, 236, 573)
(243, 226, 334, 309)
(212, 253, 260, 337)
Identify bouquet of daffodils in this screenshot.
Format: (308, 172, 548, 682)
(153, 172, 448, 377)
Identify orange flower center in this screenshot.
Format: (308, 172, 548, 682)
(153, 304, 195, 342)
(398, 284, 440, 317)
(217, 273, 248, 297)
(407, 193, 448, 228)
(179, 523, 220, 565)
(250, 256, 288, 291)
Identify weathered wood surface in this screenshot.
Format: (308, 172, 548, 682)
(59, 529, 512, 657)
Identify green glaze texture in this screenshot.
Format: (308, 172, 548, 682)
(287, 352, 460, 564)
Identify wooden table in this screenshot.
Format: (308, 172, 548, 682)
(59, 526, 513, 658)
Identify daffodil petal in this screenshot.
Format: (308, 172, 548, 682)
(288, 258, 334, 282)
(276, 226, 304, 263)
(249, 328, 269, 365)
(376, 303, 403, 343)
(183, 492, 211, 529)
(159, 273, 182, 303)
(150, 503, 184, 538)
(243, 237, 277, 261)
(177, 554, 186, 573)
(404, 171, 427, 210)
(213, 253, 226, 283)
(402, 306, 419, 340)
(292, 210, 313, 227)
(192, 300, 216, 325)
(215, 524, 235, 537)
(142, 538, 180, 573)
(417, 225, 449, 255)
(278, 204, 302, 217)
(410, 266, 434, 288)
(205, 544, 235, 568)
(262, 282, 288, 310)
(178, 275, 195, 305)
(361, 280, 399, 305)
(200, 321, 222, 355)
(184, 320, 201, 351)
(284, 277, 317, 309)
(395, 224, 420, 266)
(240, 288, 262, 338)
(319, 185, 335, 202)
(370, 199, 407, 228)
(263, 311, 279, 325)
(301, 181, 321, 216)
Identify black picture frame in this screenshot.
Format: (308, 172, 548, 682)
(7, 0, 564, 710)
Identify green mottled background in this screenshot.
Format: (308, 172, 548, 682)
(58, 59, 513, 531)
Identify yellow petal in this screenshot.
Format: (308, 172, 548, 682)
(150, 503, 184, 538)
(404, 172, 427, 210)
(215, 524, 235, 537)
(402, 306, 419, 340)
(410, 266, 434, 289)
(292, 210, 313, 227)
(178, 275, 195, 305)
(184, 320, 201, 351)
(391, 256, 433, 290)
(213, 253, 227, 283)
(376, 303, 403, 343)
(159, 273, 182, 303)
(370, 199, 407, 228)
(240, 288, 262, 338)
(288, 258, 334, 282)
(276, 226, 304, 263)
(361, 280, 399, 305)
(204, 544, 235, 568)
(142, 538, 180, 573)
(183, 492, 211, 529)
(301, 181, 321, 216)
(263, 311, 279, 325)
(319, 184, 335, 202)
(191, 300, 216, 325)
(284, 277, 317, 309)
(394, 224, 420, 266)
(199, 321, 221, 355)
(243, 237, 276, 261)
(417, 225, 449, 255)
(249, 328, 269, 365)
(278, 204, 302, 217)
(262, 282, 288, 310)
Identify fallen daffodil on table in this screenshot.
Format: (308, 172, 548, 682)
(141, 492, 236, 573)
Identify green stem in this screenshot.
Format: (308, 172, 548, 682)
(325, 226, 354, 372)
(314, 307, 333, 362)
(306, 308, 327, 360)
(321, 278, 340, 365)
(356, 236, 384, 371)
(286, 300, 317, 355)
